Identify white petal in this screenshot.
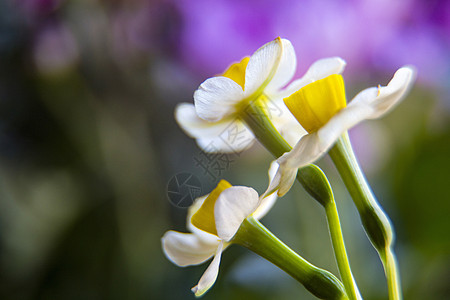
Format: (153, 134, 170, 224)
(302, 57, 347, 81)
(175, 103, 230, 138)
(276, 66, 416, 172)
(265, 39, 297, 94)
(196, 119, 255, 153)
(244, 38, 283, 97)
(278, 120, 307, 146)
(276, 166, 298, 197)
(194, 76, 245, 122)
(273, 106, 372, 173)
(273, 104, 373, 173)
(161, 231, 218, 267)
(196, 135, 255, 153)
(267, 160, 279, 186)
(350, 66, 416, 119)
(260, 160, 297, 198)
(175, 105, 255, 153)
(261, 163, 281, 199)
(191, 242, 225, 297)
(278, 133, 324, 169)
(275, 112, 354, 174)
(252, 161, 279, 220)
(214, 186, 260, 241)
(282, 57, 347, 97)
(319, 105, 373, 149)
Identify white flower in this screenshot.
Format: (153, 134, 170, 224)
(175, 38, 347, 151)
(267, 63, 416, 196)
(161, 163, 278, 296)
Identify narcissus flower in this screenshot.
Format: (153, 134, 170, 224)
(175, 37, 346, 152)
(267, 64, 416, 196)
(162, 164, 278, 296)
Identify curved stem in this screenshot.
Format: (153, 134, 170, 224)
(240, 99, 360, 300)
(328, 132, 402, 300)
(381, 248, 402, 300)
(234, 217, 348, 300)
(326, 200, 362, 300)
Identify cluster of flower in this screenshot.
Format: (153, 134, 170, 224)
(162, 38, 415, 299)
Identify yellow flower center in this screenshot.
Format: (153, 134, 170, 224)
(191, 180, 232, 236)
(222, 57, 250, 90)
(283, 74, 347, 133)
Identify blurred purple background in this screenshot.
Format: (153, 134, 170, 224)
(1, 0, 449, 299)
(173, 0, 449, 94)
(16, 0, 450, 98)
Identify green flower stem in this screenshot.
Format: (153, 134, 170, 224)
(379, 248, 401, 300)
(328, 132, 401, 300)
(234, 216, 348, 300)
(240, 99, 360, 300)
(325, 197, 362, 300)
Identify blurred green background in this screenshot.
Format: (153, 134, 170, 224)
(0, 0, 449, 299)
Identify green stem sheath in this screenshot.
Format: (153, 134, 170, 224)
(234, 217, 348, 300)
(240, 99, 360, 300)
(328, 132, 402, 300)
